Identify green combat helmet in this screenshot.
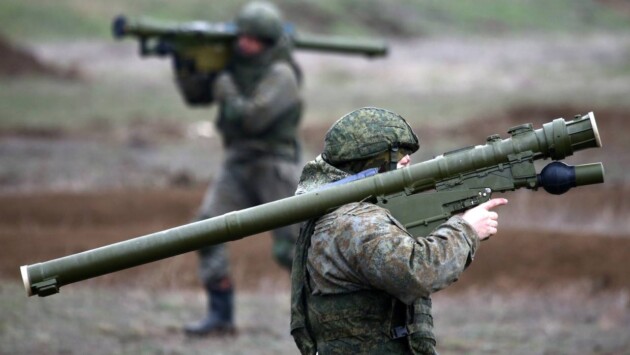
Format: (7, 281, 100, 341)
(322, 107, 420, 171)
(235, 1, 284, 43)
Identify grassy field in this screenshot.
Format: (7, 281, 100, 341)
(1, 1, 629, 134)
(1, 34, 629, 129)
(2, 0, 630, 41)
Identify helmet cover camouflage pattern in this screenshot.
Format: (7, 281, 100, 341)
(235, 1, 284, 42)
(322, 107, 419, 165)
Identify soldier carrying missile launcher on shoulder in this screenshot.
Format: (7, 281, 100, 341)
(290, 107, 508, 354)
(182, 1, 305, 337)
(110, 0, 390, 337)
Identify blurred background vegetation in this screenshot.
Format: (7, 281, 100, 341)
(2, 0, 630, 41)
(1, 0, 629, 131)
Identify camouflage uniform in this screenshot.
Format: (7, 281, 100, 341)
(290, 108, 480, 354)
(185, 1, 302, 336)
(195, 40, 303, 286)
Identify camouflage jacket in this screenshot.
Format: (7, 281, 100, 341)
(307, 202, 477, 304)
(214, 43, 302, 161)
(296, 155, 479, 304)
(291, 156, 479, 354)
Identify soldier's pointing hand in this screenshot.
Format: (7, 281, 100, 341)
(462, 198, 508, 240)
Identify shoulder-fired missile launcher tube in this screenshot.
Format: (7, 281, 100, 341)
(113, 15, 388, 58)
(21, 113, 603, 297)
(112, 15, 387, 105)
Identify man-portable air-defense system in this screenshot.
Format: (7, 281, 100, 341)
(21, 112, 604, 297)
(112, 15, 388, 106)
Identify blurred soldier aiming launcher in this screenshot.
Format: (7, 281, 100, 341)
(21, 113, 604, 297)
(112, 15, 388, 106)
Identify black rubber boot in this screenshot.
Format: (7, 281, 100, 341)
(184, 287, 236, 336)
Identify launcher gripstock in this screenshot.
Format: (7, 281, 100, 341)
(112, 15, 388, 105)
(21, 112, 603, 297)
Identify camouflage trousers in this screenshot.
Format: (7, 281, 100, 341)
(194, 152, 301, 289)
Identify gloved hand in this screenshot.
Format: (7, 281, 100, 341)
(213, 73, 239, 102)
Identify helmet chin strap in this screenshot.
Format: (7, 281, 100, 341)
(388, 143, 399, 172)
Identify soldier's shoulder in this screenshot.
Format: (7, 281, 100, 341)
(332, 202, 390, 218)
(270, 61, 295, 76)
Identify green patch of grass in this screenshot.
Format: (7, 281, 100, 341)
(0, 1, 102, 41)
(2, 0, 630, 42)
(427, 0, 620, 34)
(0, 76, 213, 130)
(0, 0, 247, 42)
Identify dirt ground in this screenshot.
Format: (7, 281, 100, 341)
(2, 36, 630, 354)
(0, 35, 79, 80)
(2, 174, 630, 354)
